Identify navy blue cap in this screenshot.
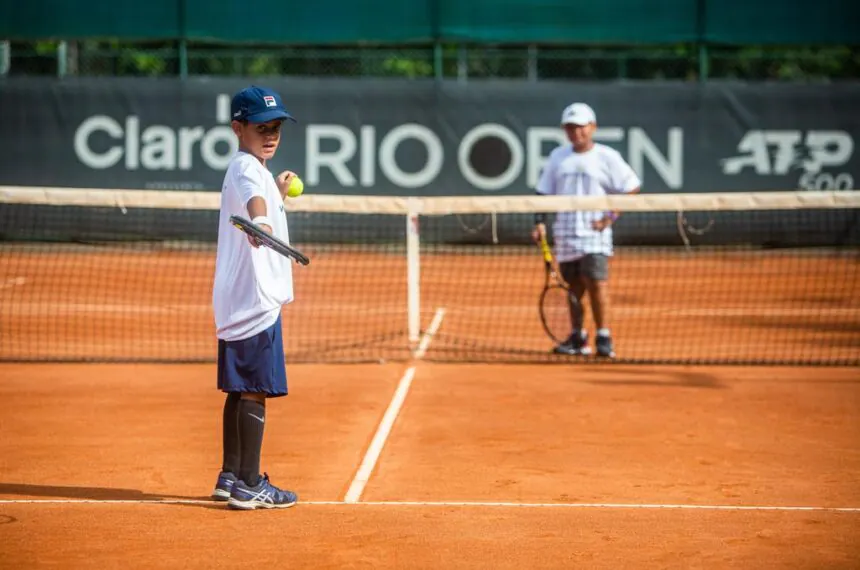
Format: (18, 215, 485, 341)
(230, 85, 296, 124)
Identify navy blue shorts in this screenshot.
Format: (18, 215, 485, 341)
(217, 315, 287, 398)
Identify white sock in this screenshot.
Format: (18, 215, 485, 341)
(597, 328, 611, 338)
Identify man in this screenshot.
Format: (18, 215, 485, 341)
(532, 102, 641, 358)
(211, 85, 300, 509)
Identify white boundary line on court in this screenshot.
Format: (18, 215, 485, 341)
(3, 303, 857, 318)
(413, 307, 446, 360)
(1, 499, 858, 512)
(343, 367, 415, 504)
(342, 307, 446, 504)
(0, 277, 26, 291)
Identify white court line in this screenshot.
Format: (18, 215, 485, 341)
(343, 367, 416, 504)
(413, 307, 446, 359)
(343, 308, 445, 504)
(0, 499, 858, 512)
(1, 303, 857, 318)
(0, 277, 26, 290)
(439, 306, 860, 317)
(0, 303, 406, 316)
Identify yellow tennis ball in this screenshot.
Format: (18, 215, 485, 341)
(287, 176, 304, 198)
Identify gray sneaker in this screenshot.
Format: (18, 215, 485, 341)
(212, 471, 237, 501)
(553, 332, 592, 356)
(596, 334, 616, 358)
(227, 473, 298, 510)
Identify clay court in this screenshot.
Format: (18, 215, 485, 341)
(2, 0, 860, 564)
(1, 245, 859, 568)
(0, 363, 858, 568)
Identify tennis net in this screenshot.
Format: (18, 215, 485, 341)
(1, 186, 858, 365)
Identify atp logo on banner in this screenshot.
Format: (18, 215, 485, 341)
(721, 130, 855, 191)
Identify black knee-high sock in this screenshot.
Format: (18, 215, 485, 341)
(221, 392, 241, 475)
(238, 398, 266, 487)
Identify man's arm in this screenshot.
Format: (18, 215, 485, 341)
(232, 162, 273, 243)
(593, 154, 642, 231)
(247, 197, 271, 229)
(532, 191, 549, 243)
(532, 157, 556, 242)
(245, 196, 272, 247)
(593, 185, 640, 231)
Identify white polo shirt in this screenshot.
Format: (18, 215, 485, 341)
(536, 143, 640, 262)
(213, 151, 294, 341)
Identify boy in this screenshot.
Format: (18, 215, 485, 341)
(532, 102, 641, 358)
(211, 85, 299, 509)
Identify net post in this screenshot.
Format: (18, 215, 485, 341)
(491, 212, 499, 244)
(406, 210, 421, 344)
(0, 41, 9, 76)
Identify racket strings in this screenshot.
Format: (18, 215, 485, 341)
(539, 285, 575, 344)
(676, 210, 716, 250)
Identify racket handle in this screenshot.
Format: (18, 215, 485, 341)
(538, 240, 553, 263)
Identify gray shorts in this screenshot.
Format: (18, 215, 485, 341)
(560, 254, 609, 283)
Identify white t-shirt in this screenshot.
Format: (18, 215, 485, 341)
(536, 143, 640, 262)
(213, 151, 294, 341)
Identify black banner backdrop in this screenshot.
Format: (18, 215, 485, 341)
(1, 78, 857, 246)
(1, 78, 858, 195)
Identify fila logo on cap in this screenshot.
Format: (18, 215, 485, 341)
(263, 95, 277, 108)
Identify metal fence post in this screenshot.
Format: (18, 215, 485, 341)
(457, 44, 468, 82)
(434, 42, 443, 80)
(0, 41, 10, 76)
(527, 44, 538, 82)
(179, 40, 188, 78)
(618, 52, 628, 80)
(698, 43, 709, 82)
(697, 0, 709, 82)
(178, 0, 188, 78)
(57, 41, 67, 77)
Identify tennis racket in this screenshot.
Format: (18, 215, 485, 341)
(230, 215, 310, 266)
(676, 210, 715, 250)
(537, 234, 575, 345)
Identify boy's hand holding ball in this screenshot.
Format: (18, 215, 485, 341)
(276, 170, 304, 199)
(287, 176, 303, 198)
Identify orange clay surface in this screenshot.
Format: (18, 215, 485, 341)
(1, 246, 858, 364)
(1, 362, 859, 568)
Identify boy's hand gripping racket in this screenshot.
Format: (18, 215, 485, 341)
(230, 215, 310, 266)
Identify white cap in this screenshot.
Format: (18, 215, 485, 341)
(561, 102, 596, 126)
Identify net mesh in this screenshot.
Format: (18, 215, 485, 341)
(1, 187, 858, 365)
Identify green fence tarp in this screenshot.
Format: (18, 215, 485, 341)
(2, 0, 858, 45)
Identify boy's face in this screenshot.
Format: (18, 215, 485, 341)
(564, 122, 596, 149)
(232, 119, 284, 161)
